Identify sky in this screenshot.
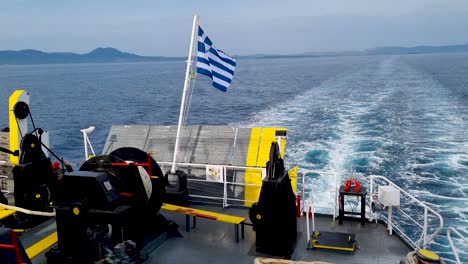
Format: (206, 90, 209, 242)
(1, 0, 468, 56)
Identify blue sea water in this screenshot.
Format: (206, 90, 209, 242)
(0, 54, 467, 262)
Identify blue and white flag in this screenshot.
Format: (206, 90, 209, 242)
(196, 26, 236, 92)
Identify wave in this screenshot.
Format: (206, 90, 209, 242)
(238, 55, 467, 262)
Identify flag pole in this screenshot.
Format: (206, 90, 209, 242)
(171, 14, 199, 173)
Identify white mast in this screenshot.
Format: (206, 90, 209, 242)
(171, 14, 199, 173)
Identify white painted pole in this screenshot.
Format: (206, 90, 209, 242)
(311, 200, 315, 232)
(306, 205, 310, 246)
(82, 131, 88, 161)
(86, 135, 96, 157)
(370, 175, 374, 222)
(223, 166, 228, 208)
(171, 14, 199, 173)
(334, 172, 338, 221)
(423, 208, 428, 248)
(81, 126, 95, 160)
(388, 206, 393, 235)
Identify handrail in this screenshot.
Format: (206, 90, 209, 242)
(447, 226, 468, 264)
(297, 170, 338, 220)
(369, 175, 444, 249)
(159, 161, 265, 207)
(159, 161, 266, 171)
(0, 175, 9, 195)
(304, 191, 315, 247)
(0, 159, 9, 194)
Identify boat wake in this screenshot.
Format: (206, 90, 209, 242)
(238, 56, 468, 262)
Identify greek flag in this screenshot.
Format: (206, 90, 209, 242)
(196, 26, 236, 92)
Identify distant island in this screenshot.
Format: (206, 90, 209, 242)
(240, 43, 468, 59)
(1, 44, 468, 65)
(0, 47, 183, 65)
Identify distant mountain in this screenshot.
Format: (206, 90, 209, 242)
(239, 43, 468, 59)
(2, 43, 468, 65)
(0, 47, 183, 65)
(365, 43, 468, 55)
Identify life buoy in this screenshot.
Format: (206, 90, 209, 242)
(344, 178, 361, 192)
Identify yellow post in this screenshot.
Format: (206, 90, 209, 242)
(244, 127, 288, 206)
(9, 90, 29, 165)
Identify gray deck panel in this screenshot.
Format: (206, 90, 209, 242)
(23, 219, 57, 264)
(102, 125, 284, 172)
(104, 125, 253, 168)
(102, 125, 151, 154)
(148, 205, 410, 264)
(25, 207, 411, 264)
(231, 128, 252, 166)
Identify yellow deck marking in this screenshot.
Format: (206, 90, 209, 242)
(26, 232, 58, 259)
(161, 203, 245, 224)
(244, 128, 287, 206)
(0, 208, 16, 220)
(311, 240, 355, 252)
(244, 128, 262, 206)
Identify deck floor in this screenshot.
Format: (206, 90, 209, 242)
(23, 204, 411, 264)
(148, 205, 411, 264)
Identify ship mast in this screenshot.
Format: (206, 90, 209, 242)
(171, 14, 199, 173)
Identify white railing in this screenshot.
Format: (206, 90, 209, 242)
(0, 175, 8, 195)
(369, 175, 444, 250)
(297, 170, 339, 220)
(147, 157, 448, 254)
(447, 227, 468, 264)
(297, 172, 306, 213)
(0, 160, 9, 194)
(304, 189, 315, 247)
(159, 161, 265, 207)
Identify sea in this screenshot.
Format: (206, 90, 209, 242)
(0, 53, 467, 262)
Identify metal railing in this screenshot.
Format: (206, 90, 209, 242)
(304, 188, 315, 247)
(300, 172, 445, 253)
(447, 227, 468, 264)
(0, 160, 9, 195)
(296, 172, 306, 213)
(369, 175, 444, 250)
(0, 175, 8, 195)
(159, 161, 265, 207)
(297, 170, 338, 220)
